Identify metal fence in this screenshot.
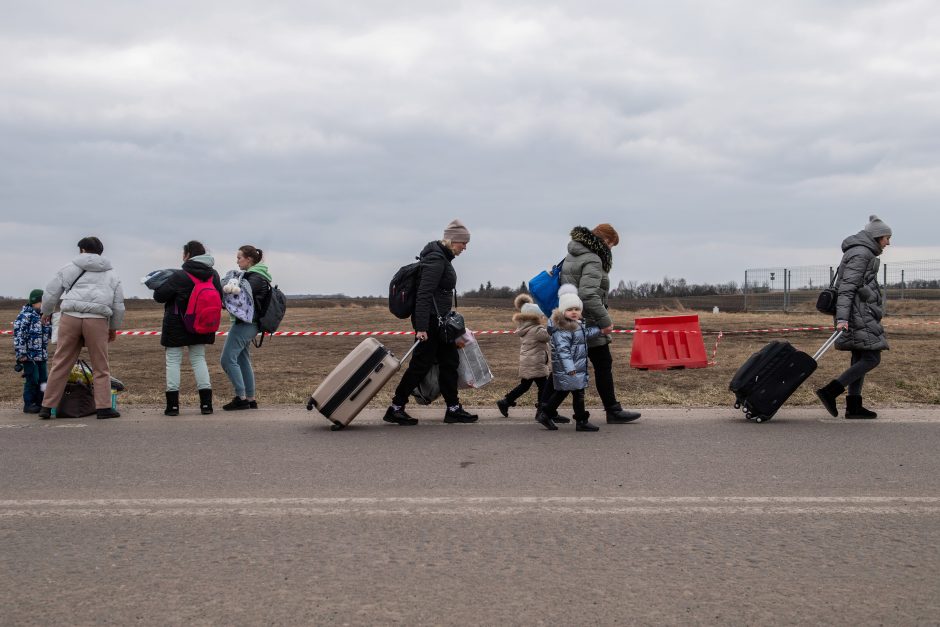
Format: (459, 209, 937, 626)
(744, 259, 940, 314)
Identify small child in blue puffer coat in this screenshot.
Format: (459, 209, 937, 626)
(537, 284, 608, 432)
(13, 289, 52, 413)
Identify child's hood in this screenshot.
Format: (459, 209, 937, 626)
(550, 309, 580, 331)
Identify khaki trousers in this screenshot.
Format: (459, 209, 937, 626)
(44, 314, 113, 410)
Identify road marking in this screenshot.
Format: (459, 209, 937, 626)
(2, 497, 939, 517)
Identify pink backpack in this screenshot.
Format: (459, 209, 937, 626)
(181, 272, 222, 335)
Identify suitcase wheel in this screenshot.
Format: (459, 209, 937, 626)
(330, 422, 346, 431)
(734, 402, 741, 410)
(305, 397, 315, 411)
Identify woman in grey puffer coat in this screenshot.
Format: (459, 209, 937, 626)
(38, 236, 125, 420)
(815, 216, 892, 419)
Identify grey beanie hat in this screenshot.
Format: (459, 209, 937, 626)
(520, 302, 544, 317)
(443, 219, 471, 243)
(864, 214, 892, 239)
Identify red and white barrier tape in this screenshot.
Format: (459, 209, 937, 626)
(1, 322, 936, 337)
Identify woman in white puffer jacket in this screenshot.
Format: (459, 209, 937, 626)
(38, 236, 125, 420)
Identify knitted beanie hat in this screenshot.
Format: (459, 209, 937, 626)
(557, 284, 582, 311)
(592, 223, 620, 247)
(863, 215, 892, 239)
(443, 219, 471, 243)
(28, 289, 43, 305)
(521, 303, 545, 317)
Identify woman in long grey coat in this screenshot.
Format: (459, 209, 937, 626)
(815, 215, 892, 419)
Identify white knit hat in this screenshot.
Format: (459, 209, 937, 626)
(557, 284, 582, 311)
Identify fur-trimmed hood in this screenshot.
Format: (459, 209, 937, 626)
(569, 226, 612, 273)
(514, 293, 532, 311)
(551, 309, 581, 331)
(514, 311, 542, 326)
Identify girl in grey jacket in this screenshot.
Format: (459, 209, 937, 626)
(815, 216, 892, 419)
(536, 285, 606, 432)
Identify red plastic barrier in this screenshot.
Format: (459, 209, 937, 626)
(629, 315, 709, 370)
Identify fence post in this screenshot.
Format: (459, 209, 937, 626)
(883, 263, 888, 316)
(744, 271, 748, 312)
(901, 269, 905, 300)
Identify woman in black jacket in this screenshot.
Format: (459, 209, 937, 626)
(385, 220, 478, 426)
(153, 241, 223, 416)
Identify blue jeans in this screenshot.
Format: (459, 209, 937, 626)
(22, 361, 48, 408)
(221, 322, 257, 398)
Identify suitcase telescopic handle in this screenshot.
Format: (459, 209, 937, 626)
(398, 339, 422, 363)
(812, 329, 843, 362)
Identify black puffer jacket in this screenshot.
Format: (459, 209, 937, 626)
(244, 271, 271, 325)
(412, 241, 457, 333)
(153, 258, 223, 347)
(835, 231, 888, 351)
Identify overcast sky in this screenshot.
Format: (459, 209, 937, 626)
(2, 0, 939, 299)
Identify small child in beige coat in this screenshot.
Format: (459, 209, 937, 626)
(496, 294, 561, 419)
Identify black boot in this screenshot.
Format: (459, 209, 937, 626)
(575, 412, 600, 432)
(198, 389, 213, 415)
(541, 407, 570, 423)
(845, 395, 877, 419)
(164, 391, 180, 416)
(97, 408, 120, 419)
(38, 406, 52, 420)
(814, 380, 845, 417)
(444, 405, 478, 423)
(606, 403, 641, 424)
(535, 408, 558, 431)
(222, 396, 250, 411)
(383, 405, 418, 426)
(496, 397, 515, 418)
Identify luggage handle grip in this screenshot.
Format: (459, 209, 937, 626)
(812, 329, 843, 361)
(348, 378, 372, 403)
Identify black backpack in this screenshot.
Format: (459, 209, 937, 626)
(388, 259, 421, 319)
(254, 283, 287, 347)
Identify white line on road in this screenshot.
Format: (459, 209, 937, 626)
(2, 496, 940, 517)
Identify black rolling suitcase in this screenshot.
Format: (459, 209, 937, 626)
(730, 330, 841, 422)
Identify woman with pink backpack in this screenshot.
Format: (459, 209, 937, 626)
(153, 241, 223, 416)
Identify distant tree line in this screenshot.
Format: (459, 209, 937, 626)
(460, 278, 742, 299)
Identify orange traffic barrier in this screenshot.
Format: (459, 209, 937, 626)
(629, 315, 709, 370)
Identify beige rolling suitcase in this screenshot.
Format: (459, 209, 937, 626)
(306, 338, 419, 430)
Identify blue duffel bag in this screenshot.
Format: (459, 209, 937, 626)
(527, 259, 564, 314)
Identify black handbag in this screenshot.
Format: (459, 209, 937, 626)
(816, 265, 842, 315)
(432, 299, 465, 344)
(58, 361, 96, 418)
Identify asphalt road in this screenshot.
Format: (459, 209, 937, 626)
(2, 405, 940, 625)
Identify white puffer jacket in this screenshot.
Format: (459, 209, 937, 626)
(42, 254, 125, 329)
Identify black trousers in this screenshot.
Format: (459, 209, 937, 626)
(544, 388, 586, 418)
(836, 350, 882, 396)
(503, 377, 547, 405)
(392, 321, 460, 407)
(539, 343, 620, 412)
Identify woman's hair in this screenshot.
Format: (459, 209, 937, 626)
(441, 239, 454, 251)
(183, 240, 206, 257)
(77, 236, 104, 255)
(239, 245, 263, 265)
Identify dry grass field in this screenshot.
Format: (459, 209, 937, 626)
(2, 299, 938, 411)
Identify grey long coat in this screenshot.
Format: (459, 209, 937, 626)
(548, 309, 602, 391)
(834, 231, 889, 351)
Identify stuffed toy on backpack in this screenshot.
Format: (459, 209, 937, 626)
(221, 269, 254, 323)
